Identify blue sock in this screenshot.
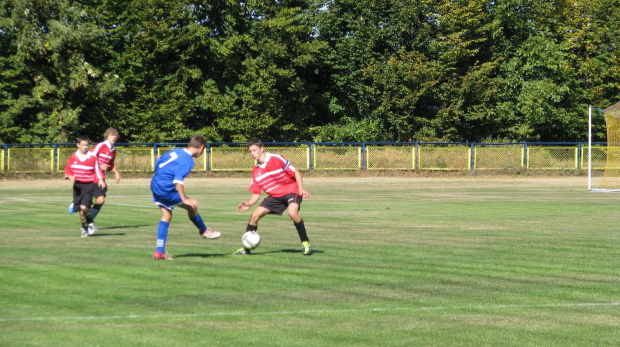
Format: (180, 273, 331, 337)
(156, 221, 169, 253)
(190, 214, 208, 234)
(91, 204, 102, 220)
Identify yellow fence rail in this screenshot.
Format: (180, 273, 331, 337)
(366, 146, 414, 170)
(313, 146, 361, 170)
(527, 146, 578, 170)
(474, 145, 524, 170)
(418, 145, 470, 171)
(7, 148, 54, 173)
(0, 142, 608, 173)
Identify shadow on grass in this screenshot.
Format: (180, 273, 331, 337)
(96, 225, 149, 230)
(88, 224, 149, 237)
(89, 233, 126, 237)
(173, 253, 230, 258)
(174, 248, 323, 258)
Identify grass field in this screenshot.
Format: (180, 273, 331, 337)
(0, 176, 618, 346)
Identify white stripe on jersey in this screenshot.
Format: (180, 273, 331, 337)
(255, 168, 285, 182)
(260, 172, 290, 193)
(73, 164, 97, 170)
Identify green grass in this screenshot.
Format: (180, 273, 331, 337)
(0, 177, 618, 346)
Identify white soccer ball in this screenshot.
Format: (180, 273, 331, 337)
(242, 231, 261, 250)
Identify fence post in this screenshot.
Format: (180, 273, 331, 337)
(523, 143, 528, 169)
(470, 143, 475, 170)
(414, 143, 419, 172)
(577, 142, 582, 169)
(361, 143, 367, 170)
(2, 145, 7, 172)
(152, 143, 158, 171)
(53, 144, 58, 173)
(206, 143, 211, 172)
(309, 143, 314, 170)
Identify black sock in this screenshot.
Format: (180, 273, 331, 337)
(91, 204, 102, 220)
(246, 224, 257, 233)
(294, 219, 309, 242)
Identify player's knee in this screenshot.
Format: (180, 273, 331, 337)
(187, 206, 198, 217)
(250, 213, 263, 224)
(287, 207, 300, 219)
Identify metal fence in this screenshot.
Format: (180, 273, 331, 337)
(0, 142, 609, 173)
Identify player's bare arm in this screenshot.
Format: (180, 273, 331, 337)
(176, 183, 199, 208)
(295, 170, 310, 198)
(113, 168, 121, 183)
(239, 193, 261, 212)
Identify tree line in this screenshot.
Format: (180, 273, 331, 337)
(1, 0, 619, 144)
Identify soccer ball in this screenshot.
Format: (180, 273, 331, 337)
(242, 231, 261, 250)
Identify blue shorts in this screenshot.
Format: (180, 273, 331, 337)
(152, 192, 182, 211)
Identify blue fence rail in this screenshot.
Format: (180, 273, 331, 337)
(0, 141, 610, 173)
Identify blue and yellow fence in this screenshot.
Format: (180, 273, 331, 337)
(0, 142, 609, 173)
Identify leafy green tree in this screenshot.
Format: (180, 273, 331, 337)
(314, 0, 440, 141)
(0, 0, 32, 143)
(1, 0, 620, 144)
(1, 0, 123, 143)
(201, 0, 327, 142)
(558, 0, 620, 141)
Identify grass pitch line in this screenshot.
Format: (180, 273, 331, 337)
(1, 302, 618, 323)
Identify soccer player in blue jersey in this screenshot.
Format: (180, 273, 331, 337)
(150, 135, 220, 260)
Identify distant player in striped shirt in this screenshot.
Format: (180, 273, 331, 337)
(236, 138, 312, 255)
(65, 135, 106, 237)
(88, 127, 122, 232)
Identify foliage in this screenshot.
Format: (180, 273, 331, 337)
(1, 0, 619, 143)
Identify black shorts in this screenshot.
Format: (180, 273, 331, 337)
(73, 182, 97, 211)
(259, 193, 302, 216)
(93, 182, 108, 199)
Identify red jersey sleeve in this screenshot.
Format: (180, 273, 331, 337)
(64, 154, 76, 179)
(248, 171, 262, 195)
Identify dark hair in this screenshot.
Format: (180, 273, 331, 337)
(247, 137, 263, 148)
(189, 134, 207, 148)
(77, 135, 89, 143)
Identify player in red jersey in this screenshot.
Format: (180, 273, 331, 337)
(235, 138, 312, 255)
(65, 135, 106, 237)
(87, 127, 122, 233)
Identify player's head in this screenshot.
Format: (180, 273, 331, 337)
(76, 135, 89, 154)
(189, 134, 207, 148)
(188, 134, 207, 157)
(247, 137, 264, 149)
(104, 127, 120, 143)
(247, 137, 265, 162)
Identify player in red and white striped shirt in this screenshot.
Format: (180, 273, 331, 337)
(88, 127, 122, 231)
(236, 138, 312, 255)
(65, 135, 106, 237)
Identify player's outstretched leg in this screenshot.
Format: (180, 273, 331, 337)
(179, 204, 221, 240)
